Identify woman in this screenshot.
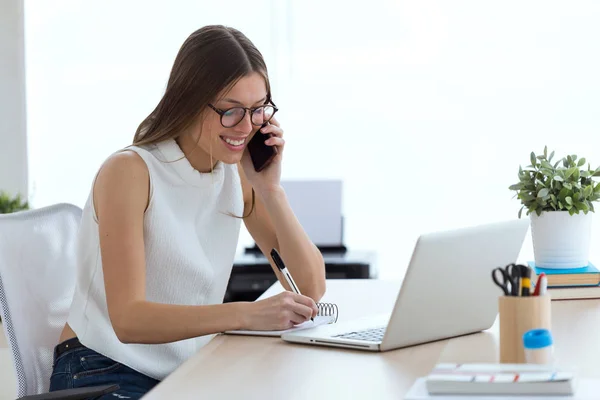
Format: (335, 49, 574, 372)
(49, 25, 326, 398)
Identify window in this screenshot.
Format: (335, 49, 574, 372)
(25, 1, 600, 277)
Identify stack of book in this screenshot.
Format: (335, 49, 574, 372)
(529, 261, 600, 300)
(404, 363, 582, 399)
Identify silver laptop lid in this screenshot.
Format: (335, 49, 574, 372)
(380, 219, 529, 351)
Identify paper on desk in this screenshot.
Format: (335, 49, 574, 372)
(280, 180, 343, 246)
(404, 377, 600, 400)
(224, 315, 335, 337)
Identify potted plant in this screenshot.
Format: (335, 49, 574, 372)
(509, 146, 600, 269)
(0, 191, 29, 214)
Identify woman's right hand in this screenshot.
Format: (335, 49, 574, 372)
(242, 291, 319, 331)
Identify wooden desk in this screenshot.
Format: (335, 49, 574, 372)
(144, 280, 600, 400)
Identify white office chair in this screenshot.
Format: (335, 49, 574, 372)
(0, 203, 117, 399)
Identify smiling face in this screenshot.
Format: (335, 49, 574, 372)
(180, 72, 269, 171)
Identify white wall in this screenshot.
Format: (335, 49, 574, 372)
(276, 0, 600, 277)
(0, 0, 28, 199)
(23, 1, 600, 278)
(24, 0, 282, 205)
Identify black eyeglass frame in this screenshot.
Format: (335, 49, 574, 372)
(207, 100, 279, 128)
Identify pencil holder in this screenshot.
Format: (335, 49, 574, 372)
(498, 295, 551, 363)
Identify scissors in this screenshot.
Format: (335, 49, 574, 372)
(491, 263, 521, 296)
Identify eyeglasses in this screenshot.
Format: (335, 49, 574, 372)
(208, 102, 278, 128)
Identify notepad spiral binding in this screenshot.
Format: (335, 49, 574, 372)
(316, 302, 339, 322)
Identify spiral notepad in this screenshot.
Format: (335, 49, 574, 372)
(225, 302, 339, 337)
(315, 302, 339, 322)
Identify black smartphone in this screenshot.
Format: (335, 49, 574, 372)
(247, 123, 278, 172)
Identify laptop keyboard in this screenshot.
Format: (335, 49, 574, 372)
(332, 327, 386, 342)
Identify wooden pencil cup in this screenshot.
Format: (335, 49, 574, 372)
(498, 295, 551, 363)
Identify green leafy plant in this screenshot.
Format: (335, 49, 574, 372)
(509, 146, 600, 218)
(0, 191, 29, 214)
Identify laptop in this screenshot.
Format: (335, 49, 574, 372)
(281, 218, 530, 351)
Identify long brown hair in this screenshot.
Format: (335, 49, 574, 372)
(134, 25, 269, 216)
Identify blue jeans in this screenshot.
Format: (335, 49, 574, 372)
(49, 338, 160, 399)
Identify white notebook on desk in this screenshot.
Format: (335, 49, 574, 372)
(224, 282, 339, 337)
(405, 377, 600, 400)
(224, 314, 336, 337)
(404, 363, 600, 400)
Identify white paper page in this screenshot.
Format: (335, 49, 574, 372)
(224, 315, 335, 337)
(280, 180, 343, 246)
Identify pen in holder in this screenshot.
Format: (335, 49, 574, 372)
(498, 294, 551, 363)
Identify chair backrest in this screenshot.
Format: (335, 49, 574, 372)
(0, 203, 82, 397)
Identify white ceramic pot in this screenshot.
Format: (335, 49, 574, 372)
(530, 211, 592, 269)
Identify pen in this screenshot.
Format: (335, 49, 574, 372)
(539, 274, 548, 296)
(520, 265, 531, 296)
(533, 272, 546, 296)
(270, 248, 313, 322)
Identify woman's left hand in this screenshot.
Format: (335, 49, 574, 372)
(241, 117, 285, 196)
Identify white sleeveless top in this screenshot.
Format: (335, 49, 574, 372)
(67, 138, 244, 380)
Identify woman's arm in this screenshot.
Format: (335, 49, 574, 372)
(95, 152, 247, 343)
(238, 118, 326, 302)
(240, 177, 326, 301)
(95, 151, 315, 344)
